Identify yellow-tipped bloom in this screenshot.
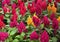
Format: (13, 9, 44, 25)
(57, 17, 60, 22)
(47, 4, 51, 13)
(51, 3, 57, 13)
(27, 16, 32, 25)
(33, 13, 38, 18)
(31, 22, 36, 28)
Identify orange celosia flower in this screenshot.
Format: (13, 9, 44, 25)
(51, 3, 57, 13)
(47, 3, 51, 13)
(57, 16, 60, 22)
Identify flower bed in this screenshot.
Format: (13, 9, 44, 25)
(0, 0, 60, 42)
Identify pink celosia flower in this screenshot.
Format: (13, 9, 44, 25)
(3, 6, 10, 14)
(0, 32, 8, 41)
(43, 16, 50, 27)
(50, 13, 56, 20)
(30, 7, 36, 14)
(36, 3, 42, 15)
(40, 30, 49, 42)
(11, 14, 18, 21)
(12, 9, 16, 15)
(30, 31, 39, 40)
(41, 0, 47, 10)
(0, 20, 5, 29)
(55, 0, 60, 2)
(54, 2, 58, 8)
(48, 0, 52, 3)
(27, 3, 32, 9)
(0, 15, 4, 21)
(20, 6, 26, 16)
(17, 21, 26, 33)
(10, 20, 18, 27)
(32, 16, 41, 27)
(52, 18, 59, 34)
(12, 3, 16, 9)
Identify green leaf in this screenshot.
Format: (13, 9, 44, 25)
(40, 24, 44, 29)
(10, 28, 17, 35)
(13, 39, 19, 42)
(15, 35, 20, 39)
(5, 39, 9, 42)
(52, 37, 57, 42)
(20, 32, 25, 37)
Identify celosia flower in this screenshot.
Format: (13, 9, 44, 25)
(3, 6, 10, 14)
(0, 15, 4, 21)
(17, 21, 26, 33)
(36, 3, 42, 15)
(40, 30, 49, 42)
(48, 0, 52, 3)
(12, 3, 16, 9)
(3, 6, 7, 14)
(51, 4, 57, 13)
(57, 16, 60, 22)
(55, 0, 60, 2)
(0, 32, 8, 41)
(27, 3, 32, 9)
(32, 16, 41, 27)
(30, 31, 39, 40)
(54, 2, 57, 8)
(50, 13, 56, 20)
(10, 20, 18, 27)
(47, 4, 51, 13)
(30, 7, 36, 14)
(2, 0, 6, 6)
(11, 14, 18, 21)
(43, 16, 50, 27)
(20, 6, 26, 16)
(52, 18, 59, 34)
(27, 16, 32, 25)
(12, 9, 16, 15)
(0, 20, 5, 29)
(41, 0, 47, 10)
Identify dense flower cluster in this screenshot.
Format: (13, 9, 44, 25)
(0, 32, 8, 41)
(1, 0, 60, 42)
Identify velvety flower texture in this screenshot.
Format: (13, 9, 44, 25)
(30, 31, 39, 40)
(18, 0, 26, 16)
(12, 9, 16, 15)
(41, 0, 47, 10)
(20, 6, 26, 16)
(0, 32, 8, 41)
(10, 20, 18, 27)
(11, 14, 18, 21)
(3, 6, 10, 14)
(43, 16, 50, 27)
(12, 3, 16, 9)
(0, 20, 5, 29)
(40, 30, 49, 42)
(17, 21, 26, 33)
(2, 0, 10, 6)
(36, 1, 42, 15)
(32, 16, 41, 27)
(50, 13, 56, 20)
(55, 0, 60, 2)
(52, 18, 59, 34)
(29, 2, 36, 14)
(27, 3, 32, 9)
(48, 0, 52, 3)
(0, 15, 4, 21)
